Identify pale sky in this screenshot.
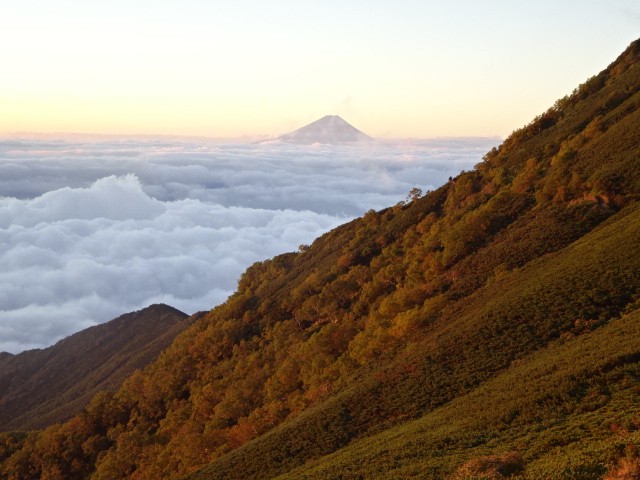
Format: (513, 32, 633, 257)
(1, 1, 638, 138)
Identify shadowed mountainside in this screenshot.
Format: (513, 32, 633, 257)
(0, 304, 193, 431)
(0, 39, 639, 479)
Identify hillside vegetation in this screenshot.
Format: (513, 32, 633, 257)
(0, 304, 192, 432)
(1, 39, 639, 479)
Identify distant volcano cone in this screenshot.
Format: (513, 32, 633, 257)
(277, 115, 372, 144)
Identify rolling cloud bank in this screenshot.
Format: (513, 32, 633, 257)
(0, 137, 498, 353)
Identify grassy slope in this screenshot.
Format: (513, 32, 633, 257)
(186, 201, 640, 480)
(279, 308, 640, 480)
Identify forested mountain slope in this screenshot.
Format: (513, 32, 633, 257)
(1, 39, 639, 479)
(190, 201, 640, 479)
(0, 304, 192, 431)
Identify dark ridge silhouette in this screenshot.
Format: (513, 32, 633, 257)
(0, 304, 194, 431)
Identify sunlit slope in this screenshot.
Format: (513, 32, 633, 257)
(187, 201, 640, 479)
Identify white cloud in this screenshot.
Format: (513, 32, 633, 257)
(0, 136, 498, 353)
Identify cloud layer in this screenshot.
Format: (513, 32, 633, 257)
(0, 136, 498, 352)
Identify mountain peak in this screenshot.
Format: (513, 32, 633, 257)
(277, 115, 372, 145)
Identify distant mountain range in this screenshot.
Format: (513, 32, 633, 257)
(1, 39, 640, 480)
(275, 115, 372, 144)
(0, 304, 195, 431)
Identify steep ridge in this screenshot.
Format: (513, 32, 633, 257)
(0, 304, 192, 431)
(189, 201, 640, 479)
(0, 39, 639, 479)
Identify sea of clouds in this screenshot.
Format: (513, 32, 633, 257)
(0, 136, 498, 353)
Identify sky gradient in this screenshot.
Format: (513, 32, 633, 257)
(1, 1, 639, 138)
